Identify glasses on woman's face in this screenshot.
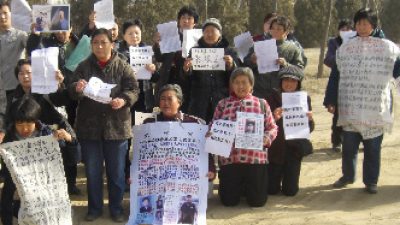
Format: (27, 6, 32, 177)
(18, 71, 32, 76)
(91, 41, 111, 47)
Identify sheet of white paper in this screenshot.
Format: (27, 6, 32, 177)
(32, 5, 70, 32)
(94, 0, 115, 29)
(0, 136, 72, 225)
(192, 48, 225, 71)
(157, 21, 181, 54)
(31, 47, 59, 94)
(182, 29, 203, 58)
(129, 46, 154, 80)
(11, 0, 32, 32)
(234, 31, 254, 62)
(340, 30, 357, 44)
(235, 112, 264, 150)
(282, 91, 310, 140)
(205, 120, 236, 157)
(83, 77, 116, 104)
(254, 39, 280, 73)
(128, 123, 208, 225)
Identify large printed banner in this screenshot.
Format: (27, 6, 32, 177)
(0, 136, 72, 225)
(127, 122, 208, 225)
(337, 36, 400, 138)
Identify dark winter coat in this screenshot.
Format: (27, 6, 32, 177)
(153, 32, 191, 112)
(69, 52, 139, 140)
(186, 36, 238, 123)
(267, 89, 314, 165)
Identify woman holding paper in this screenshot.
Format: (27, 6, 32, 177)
(244, 16, 304, 99)
(183, 18, 238, 123)
(209, 67, 277, 207)
(117, 19, 158, 188)
(267, 65, 314, 197)
(69, 28, 139, 222)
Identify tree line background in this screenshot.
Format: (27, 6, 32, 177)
(26, 0, 400, 77)
(27, 0, 400, 47)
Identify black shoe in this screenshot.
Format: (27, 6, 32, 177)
(68, 185, 81, 195)
(332, 144, 341, 153)
(85, 213, 102, 221)
(365, 184, 378, 194)
(333, 178, 354, 188)
(111, 213, 125, 223)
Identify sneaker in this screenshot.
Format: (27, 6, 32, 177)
(111, 213, 125, 223)
(85, 213, 102, 221)
(333, 178, 354, 188)
(68, 185, 82, 195)
(365, 184, 378, 194)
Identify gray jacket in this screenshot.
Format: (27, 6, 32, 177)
(0, 28, 28, 91)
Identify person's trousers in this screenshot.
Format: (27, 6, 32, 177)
(80, 139, 128, 216)
(219, 163, 268, 207)
(341, 131, 383, 186)
(0, 168, 17, 225)
(268, 150, 302, 196)
(331, 111, 342, 146)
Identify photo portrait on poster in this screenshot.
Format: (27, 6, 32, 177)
(32, 4, 70, 32)
(235, 112, 264, 150)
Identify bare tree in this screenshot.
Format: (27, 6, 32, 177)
(317, 0, 334, 78)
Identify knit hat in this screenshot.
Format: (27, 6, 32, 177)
(278, 65, 304, 81)
(202, 18, 222, 32)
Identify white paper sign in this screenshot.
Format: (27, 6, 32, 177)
(83, 77, 116, 104)
(157, 21, 181, 54)
(32, 5, 70, 32)
(11, 0, 32, 32)
(127, 122, 208, 225)
(339, 30, 357, 45)
(192, 48, 225, 71)
(182, 29, 203, 58)
(129, 46, 154, 80)
(31, 47, 59, 94)
(205, 120, 236, 157)
(234, 31, 254, 62)
(0, 136, 72, 225)
(254, 39, 280, 73)
(235, 112, 264, 150)
(94, 0, 115, 30)
(337, 37, 400, 138)
(282, 91, 310, 140)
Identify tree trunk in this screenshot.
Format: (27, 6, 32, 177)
(317, 0, 334, 78)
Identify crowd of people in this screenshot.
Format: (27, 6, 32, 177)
(0, 0, 399, 223)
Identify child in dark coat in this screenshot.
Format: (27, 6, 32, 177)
(267, 65, 314, 196)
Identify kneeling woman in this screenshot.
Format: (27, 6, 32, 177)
(210, 67, 278, 207)
(143, 84, 216, 184)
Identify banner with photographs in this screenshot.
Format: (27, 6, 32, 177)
(127, 122, 209, 225)
(32, 4, 70, 32)
(235, 112, 264, 150)
(0, 136, 72, 225)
